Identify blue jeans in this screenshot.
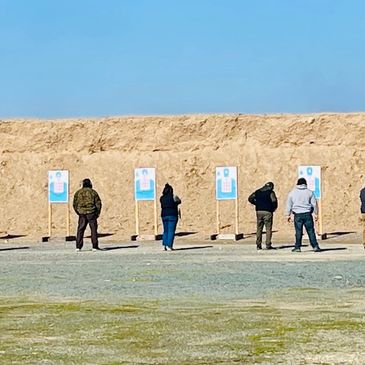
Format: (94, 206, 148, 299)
(162, 216, 178, 248)
(294, 212, 319, 249)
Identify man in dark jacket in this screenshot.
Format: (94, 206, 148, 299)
(360, 186, 365, 248)
(248, 182, 278, 250)
(73, 178, 102, 251)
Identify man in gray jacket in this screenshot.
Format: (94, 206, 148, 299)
(285, 178, 321, 252)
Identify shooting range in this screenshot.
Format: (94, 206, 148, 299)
(43, 170, 71, 241)
(298, 165, 327, 239)
(133, 167, 158, 240)
(211, 166, 243, 241)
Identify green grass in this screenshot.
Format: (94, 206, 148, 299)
(1, 291, 365, 364)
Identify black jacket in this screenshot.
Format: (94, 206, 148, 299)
(160, 193, 181, 217)
(248, 186, 278, 213)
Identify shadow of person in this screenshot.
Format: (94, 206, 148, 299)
(0, 246, 30, 252)
(102, 245, 139, 251)
(173, 245, 213, 251)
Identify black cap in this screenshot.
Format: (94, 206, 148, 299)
(82, 178, 92, 188)
(297, 178, 307, 185)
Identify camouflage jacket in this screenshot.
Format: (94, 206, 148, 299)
(73, 187, 102, 216)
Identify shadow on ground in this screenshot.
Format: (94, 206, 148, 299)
(175, 231, 198, 237)
(275, 244, 347, 252)
(0, 234, 27, 240)
(87, 232, 115, 238)
(245, 230, 279, 238)
(0, 246, 30, 252)
(156, 232, 198, 241)
(102, 245, 139, 251)
(65, 233, 115, 241)
(174, 245, 213, 251)
(276, 244, 309, 250)
(325, 231, 356, 240)
(318, 247, 347, 252)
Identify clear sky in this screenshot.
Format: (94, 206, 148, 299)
(1, 0, 364, 118)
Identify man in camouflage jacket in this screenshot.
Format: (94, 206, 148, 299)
(73, 178, 102, 251)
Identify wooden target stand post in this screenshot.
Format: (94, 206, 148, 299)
(131, 167, 159, 241)
(131, 199, 158, 241)
(211, 167, 244, 241)
(42, 170, 74, 242)
(298, 165, 327, 241)
(317, 198, 327, 240)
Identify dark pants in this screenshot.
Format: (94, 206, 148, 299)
(162, 216, 178, 248)
(256, 211, 273, 248)
(76, 213, 99, 249)
(294, 212, 318, 249)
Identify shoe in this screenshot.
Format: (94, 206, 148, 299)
(313, 246, 321, 252)
(167, 247, 174, 251)
(291, 248, 301, 252)
(266, 246, 276, 250)
(163, 246, 167, 251)
(257, 246, 262, 250)
(76, 248, 81, 252)
(92, 247, 102, 251)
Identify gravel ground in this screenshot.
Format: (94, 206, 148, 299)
(1, 238, 365, 301)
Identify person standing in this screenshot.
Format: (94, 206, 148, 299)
(360, 186, 365, 249)
(248, 182, 278, 250)
(160, 183, 181, 251)
(285, 178, 321, 252)
(73, 178, 102, 251)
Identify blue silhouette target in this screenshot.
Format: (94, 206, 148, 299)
(135, 168, 156, 201)
(216, 167, 237, 200)
(298, 165, 321, 199)
(48, 170, 69, 203)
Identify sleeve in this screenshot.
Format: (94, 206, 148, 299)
(94, 192, 102, 216)
(73, 191, 79, 214)
(270, 191, 278, 211)
(310, 193, 318, 215)
(174, 195, 181, 205)
(285, 193, 293, 216)
(248, 192, 256, 205)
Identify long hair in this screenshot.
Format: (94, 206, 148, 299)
(162, 183, 173, 195)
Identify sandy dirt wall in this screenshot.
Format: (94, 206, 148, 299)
(0, 113, 364, 240)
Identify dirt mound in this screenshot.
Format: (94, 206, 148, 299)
(0, 113, 364, 240)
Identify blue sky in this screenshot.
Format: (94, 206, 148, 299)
(0, 0, 364, 117)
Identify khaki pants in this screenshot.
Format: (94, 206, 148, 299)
(256, 211, 273, 248)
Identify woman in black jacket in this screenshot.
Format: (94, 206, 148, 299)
(160, 183, 181, 251)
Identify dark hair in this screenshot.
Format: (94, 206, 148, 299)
(82, 178, 92, 188)
(265, 181, 274, 189)
(297, 178, 307, 185)
(162, 183, 173, 195)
